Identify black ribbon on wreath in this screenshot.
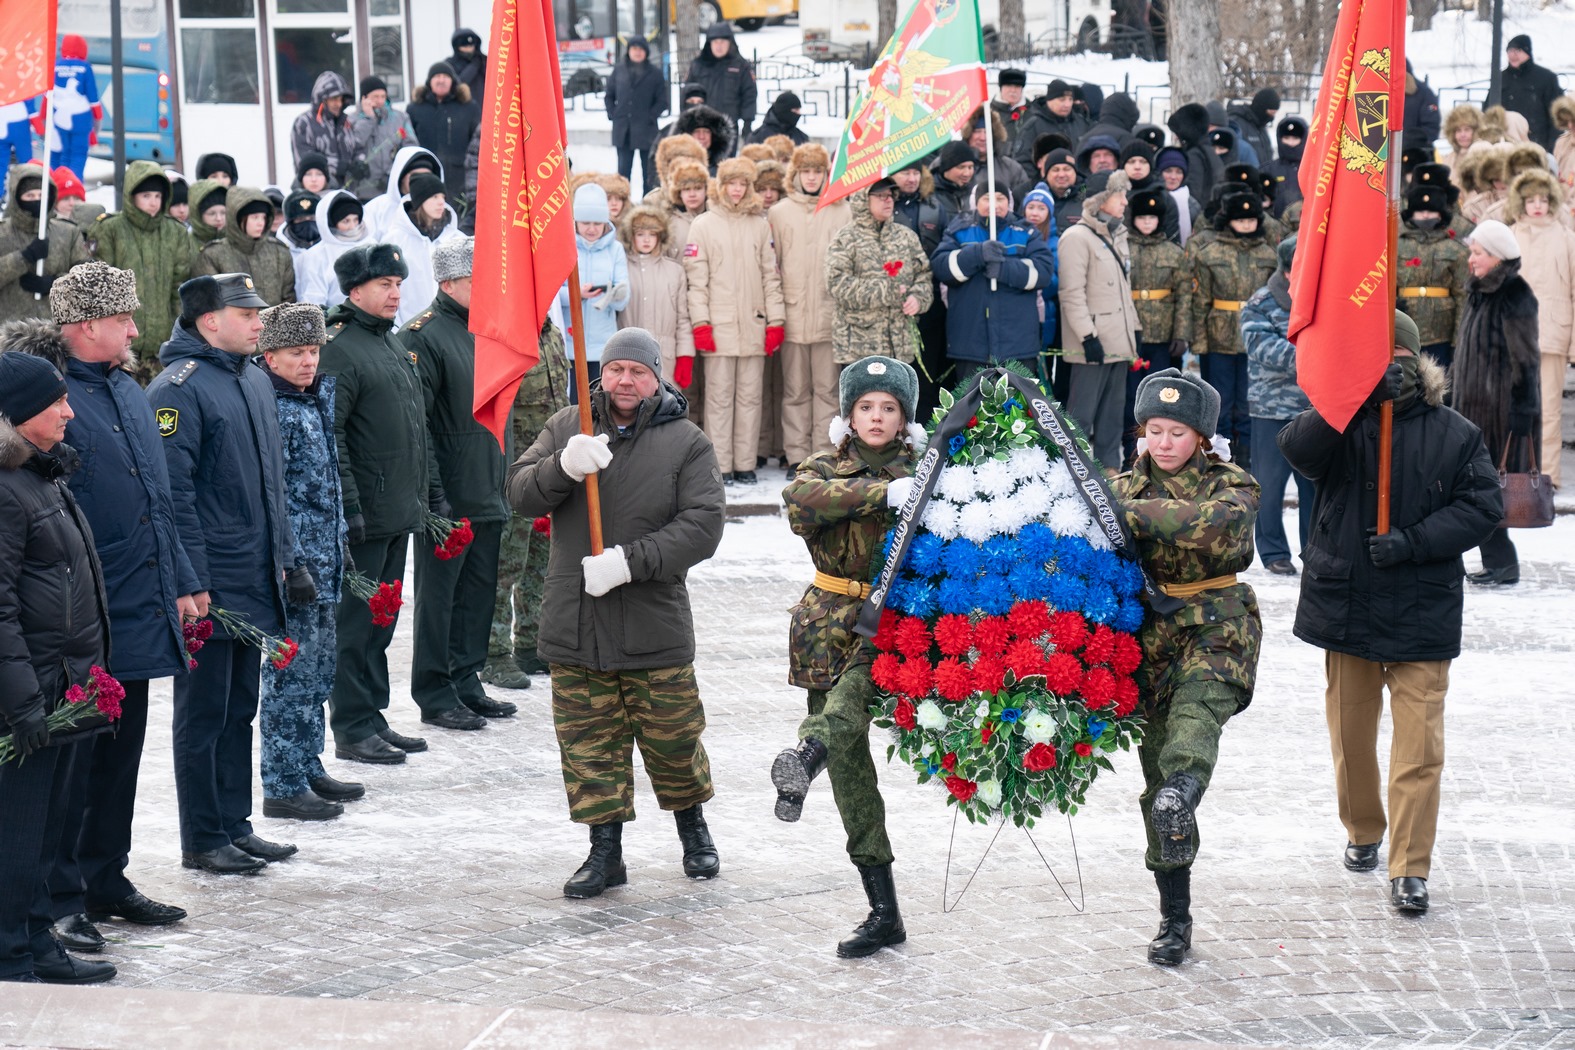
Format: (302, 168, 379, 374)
(855, 367, 1181, 641)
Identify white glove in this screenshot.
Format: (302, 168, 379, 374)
(591, 281, 628, 311)
(560, 433, 612, 481)
(886, 476, 916, 509)
(582, 545, 632, 596)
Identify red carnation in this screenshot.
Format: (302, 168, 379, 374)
(894, 616, 932, 659)
(934, 658, 974, 701)
(1022, 742, 1057, 772)
(532, 516, 552, 535)
(1113, 677, 1141, 717)
(1404, 257, 1421, 267)
(1083, 624, 1117, 666)
(1007, 600, 1051, 641)
(941, 751, 957, 772)
(270, 637, 300, 670)
(971, 654, 1007, 694)
(893, 696, 917, 730)
(1081, 666, 1117, 709)
(90, 667, 125, 720)
(1049, 610, 1089, 652)
(1043, 651, 1083, 694)
(871, 652, 902, 691)
(933, 614, 973, 656)
(871, 608, 900, 651)
(945, 775, 977, 802)
(896, 658, 932, 699)
(1111, 633, 1143, 675)
(973, 615, 1010, 656)
(1004, 638, 1047, 680)
(65, 684, 88, 704)
(1074, 741, 1094, 757)
(882, 259, 904, 277)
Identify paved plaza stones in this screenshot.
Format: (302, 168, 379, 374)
(4, 512, 1572, 1049)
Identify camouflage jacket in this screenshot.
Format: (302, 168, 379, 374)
(1240, 277, 1311, 420)
(1115, 449, 1262, 703)
(782, 438, 914, 690)
(1191, 230, 1277, 354)
(823, 191, 934, 366)
(265, 367, 346, 606)
(509, 318, 573, 461)
(1397, 225, 1469, 346)
(1127, 229, 1193, 345)
(1260, 213, 1290, 246)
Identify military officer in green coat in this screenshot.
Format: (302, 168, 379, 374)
(1397, 184, 1470, 372)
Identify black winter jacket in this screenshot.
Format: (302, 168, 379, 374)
(607, 56, 669, 151)
(1279, 356, 1502, 663)
(1011, 101, 1090, 167)
(407, 82, 482, 205)
(685, 27, 757, 127)
(1500, 59, 1562, 151)
(0, 421, 111, 747)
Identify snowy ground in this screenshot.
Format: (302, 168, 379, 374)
(75, 499, 1575, 1048)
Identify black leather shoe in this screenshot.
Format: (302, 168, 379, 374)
(462, 694, 518, 718)
(1265, 559, 1298, 576)
(1344, 841, 1381, 871)
(32, 938, 115, 984)
(86, 891, 187, 926)
(837, 863, 906, 958)
(564, 823, 627, 899)
(734, 470, 758, 484)
(1467, 566, 1519, 586)
(722, 472, 737, 486)
(378, 727, 428, 753)
(263, 792, 343, 821)
(54, 914, 104, 953)
(309, 773, 365, 802)
(181, 845, 266, 874)
(336, 734, 406, 764)
(1391, 876, 1429, 913)
(232, 834, 298, 861)
(421, 707, 487, 731)
(674, 803, 721, 879)
(1148, 868, 1193, 966)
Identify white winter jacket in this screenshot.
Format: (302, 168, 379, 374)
(294, 189, 372, 309)
(363, 145, 445, 238)
(383, 198, 464, 328)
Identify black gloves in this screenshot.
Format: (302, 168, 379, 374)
(980, 239, 1006, 279)
(1367, 528, 1413, 568)
(429, 495, 453, 519)
(286, 566, 318, 605)
(1509, 410, 1535, 439)
(1082, 334, 1106, 365)
(19, 272, 55, 295)
(346, 160, 371, 182)
(11, 704, 49, 757)
(20, 238, 49, 264)
(1168, 338, 1189, 358)
(346, 513, 366, 546)
(1364, 362, 1403, 409)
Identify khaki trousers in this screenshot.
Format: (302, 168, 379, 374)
(703, 354, 764, 475)
(758, 349, 785, 461)
(781, 340, 839, 466)
(1324, 651, 1449, 879)
(1540, 353, 1565, 488)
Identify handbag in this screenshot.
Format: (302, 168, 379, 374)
(1497, 435, 1554, 529)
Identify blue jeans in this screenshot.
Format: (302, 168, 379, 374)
(1199, 353, 1251, 465)
(1250, 416, 1314, 564)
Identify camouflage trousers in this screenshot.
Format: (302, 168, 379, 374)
(1137, 679, 1246, 873)
(550, 663, 714, 825)
(489, 513, 548, 661)
(799, 665, 894, 867)
(260, 601, 334, 798)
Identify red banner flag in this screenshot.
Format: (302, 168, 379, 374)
(1288, 0, 1406, 433)
(0, 0, 57, 106)
(470, 0, 578, 445)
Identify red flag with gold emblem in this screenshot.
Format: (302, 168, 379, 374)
(0, 0, 57, 106)
(1288, 0, 1406, 433)
(470, 0, 578, 445)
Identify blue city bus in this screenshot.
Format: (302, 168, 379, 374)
(57, 0, 179, 166)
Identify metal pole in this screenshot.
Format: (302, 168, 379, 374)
(111, 0, 126, 201)
(1486, 0, 1504, 105)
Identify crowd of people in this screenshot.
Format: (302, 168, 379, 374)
(0, 26, 1568, 985)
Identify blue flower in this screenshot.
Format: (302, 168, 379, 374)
(1113, 599, 1146, 633)
(905, 580, 939, 618)
(1004, 398, 1021, 412)
(948, 434, 967, 456)
(923, 758, 941, 775)
(1008, 559, 1045, 600)
(1000, 707, 1022, 724)
(1114, 557, 1146, 597)
(1082, 584, 1120, 624)
(1046, 571, 1087, 612)
(982, 535, 1018, 574)
(906, 532, 946, 577)
(946, 539, 985, 580)
(1056, 535, 1096, 578)
(881, 528, 897, 564)
(1018, 523, 1060, 565)
(938, 574, 976, 615)
(1087, 718, 1109, 738)
(974, 573, 1016, 615)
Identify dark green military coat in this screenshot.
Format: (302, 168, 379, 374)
(194, 185, 296, 307)
(1115, 449, 1262, 709)
(1191, 230, 1277, 355)
(1128, 229, 1194, 345)
(1397, 224, 1469, 346)
(783, 438, 914, 690)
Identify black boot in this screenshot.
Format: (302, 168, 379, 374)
(837, 863, 907, 958)
(771, 738, 828, 822)
(563, 823, 626, 899)
(674, 804, 721, 879)
(1148, 868, 1193, 966)
(1151, 772, 1205, 866)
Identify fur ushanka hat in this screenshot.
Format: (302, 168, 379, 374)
(258, 302, 327, 353)
(50, 261, 142, 326)
(1134, 367, 1221, 438)
(335, 242, 410, 295)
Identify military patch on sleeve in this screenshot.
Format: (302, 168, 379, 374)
(683, 243, 699, 258)
(166, 360, 199, 386)
(155, 407, 179, 436)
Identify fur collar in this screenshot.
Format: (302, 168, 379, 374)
(828, 415, 928, 452)
(1415, 352, 1449, 407)
(0, 415, 35, 469)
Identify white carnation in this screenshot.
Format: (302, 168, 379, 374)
(923, 499, 959, 539)
(936, 464, 977, 504)
(1049, 497, 1093, 537)
(956, 498, 998, 543)
(991, 494, 1032, 535)
(1044, 460, 1078, 498)
(976, 779, 1003, 809)
(915, 699, 947, 731)
(1021, 709, 1057, 745)
(975, 457, 1016, 498)
(1014, 480, 1054, 522)
(1009, 446, 1051, 479)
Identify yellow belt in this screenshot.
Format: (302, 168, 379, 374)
(1212, 299, 1245, 311)
(1132, 289, 1172, 301)
(812, 570, 872, 600)
(1158, 573, 1239, 599)
(1398, 286, 1451, 298)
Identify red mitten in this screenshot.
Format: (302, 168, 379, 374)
(693, 324, 716, 353)
(89, 129, 98, 146)
(673, 356, 694, 387)
(764, 325, 785, 356)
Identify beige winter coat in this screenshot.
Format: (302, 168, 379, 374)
(683, 185, 784, 357)
(768, 185, 851, 344)
(622, 249, 696, 376)
(1512, 217, 1575, 362)
(1056, 201, 1139, 363)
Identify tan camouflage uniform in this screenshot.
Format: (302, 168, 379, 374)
(1116, 449, 1262, 872)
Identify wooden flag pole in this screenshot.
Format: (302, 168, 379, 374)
(567, 264, 605, 556)
(1377, 20, 1406, 537)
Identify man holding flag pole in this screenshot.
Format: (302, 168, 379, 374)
(1279, 0, 1501, 916)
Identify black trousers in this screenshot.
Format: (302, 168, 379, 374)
(330, 533, 408, 746)
(616, 145, 657, 198)
(50, 680, 151, 916)
(411, 518, 504, 716)
(172, 640, 260, 853)
(0, 743, 73, 978)
(1479, 528, 1517, 571)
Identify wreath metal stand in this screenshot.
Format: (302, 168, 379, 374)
(942, 809, 1086, 914)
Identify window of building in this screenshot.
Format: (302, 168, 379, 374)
(181, 27, 260, 103)
(178, 0, 253, 15)
(273, 26, 354, 104)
